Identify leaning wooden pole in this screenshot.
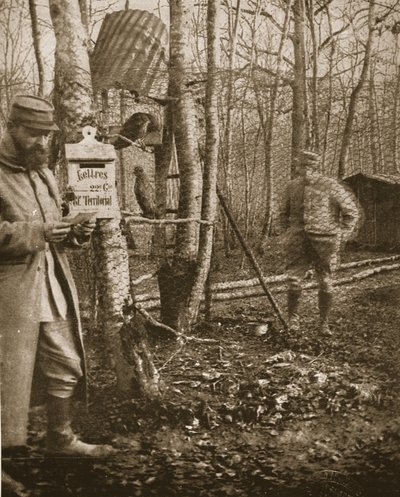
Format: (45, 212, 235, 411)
(217, 186, 288, 329)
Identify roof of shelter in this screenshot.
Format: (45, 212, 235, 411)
(344, 172, 400, 186)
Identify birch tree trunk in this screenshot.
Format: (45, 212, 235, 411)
(183, 0, 220, 329)
(49, 0, 132, 392)
(158, 0, 203, 333)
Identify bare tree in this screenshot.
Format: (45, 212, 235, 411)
(338, 0, 378, 178)
(291, 0, 310, 173)
(28, 0, 45, 96)
(49, 0, 132, 392)
(184, 0, 221, 328)
(158, 0, 203, 333)
(0, 0, 36, 128)
(258, 0, 292, 249)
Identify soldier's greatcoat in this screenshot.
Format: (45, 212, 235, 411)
(0, 131, 86, 447)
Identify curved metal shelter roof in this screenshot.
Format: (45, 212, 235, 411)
(90, 9, 168, 97)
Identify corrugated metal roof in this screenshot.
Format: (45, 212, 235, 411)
(90, 9, 168, 97)
(345, 172, 400, 186)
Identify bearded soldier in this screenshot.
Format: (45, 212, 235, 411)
(0, 95, 114, 457)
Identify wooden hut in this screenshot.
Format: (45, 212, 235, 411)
(344, 173, 400, 250)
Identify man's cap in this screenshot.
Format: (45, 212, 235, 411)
(9, 94, 59, 131)
(296, 150, 320, 167)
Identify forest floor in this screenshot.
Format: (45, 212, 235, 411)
(2, 247, 400, 497)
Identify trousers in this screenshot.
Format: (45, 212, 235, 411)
(285, 229, 340, 292)
(38, 319, 83, 399)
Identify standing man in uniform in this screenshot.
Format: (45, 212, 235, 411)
(281, 150, 361, 336)
(0, 95, 113, 457)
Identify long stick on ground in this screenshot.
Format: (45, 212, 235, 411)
(216, 186, 287, 329)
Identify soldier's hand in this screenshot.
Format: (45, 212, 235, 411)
(74, 220, 96, 238)
(44, 222, 72, 243)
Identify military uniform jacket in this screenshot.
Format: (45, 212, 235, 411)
(0, 131, 87, 447)
(280, 175, 361, 238)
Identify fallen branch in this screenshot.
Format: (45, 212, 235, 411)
(131, 271, 159, 286)
(211, 255, 400, 292)
(132, 302, 218, 343)
(133, 302, 179, 337)
(340, 254, 400, 269)
(134, 262, 400, 310)
(122, 211, 214, 226)
(334, 263, 400, 286)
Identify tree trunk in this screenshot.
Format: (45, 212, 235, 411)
(183, 0, 220, 329)
(258, 0, 292, 250)
(120, 313, 161, 399)
(368, 62, 380, 173)
(220, 0, 241, 255)
(338, 0, 377, 178)
(291, 0, 309, 176)
(306, 0, 319, 150)
(159, 0, 203, 333)
(28, 0, 45, 97)
(153, 105, 174, 258)
(321, 4, 335, 167)
(392, 32, 400, 173)
(49, 0, 132, 392)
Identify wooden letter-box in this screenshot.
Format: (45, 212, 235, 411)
(65, 126, 118, 219)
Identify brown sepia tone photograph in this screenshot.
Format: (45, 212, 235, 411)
(1, 1, 399, 496)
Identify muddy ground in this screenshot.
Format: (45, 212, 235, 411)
(2, 249, 400, 497)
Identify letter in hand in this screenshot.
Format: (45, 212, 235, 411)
(74, 219, 96, 238)
(44, 222, 72, 243)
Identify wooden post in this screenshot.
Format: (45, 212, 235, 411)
(217, 186, 288, 329)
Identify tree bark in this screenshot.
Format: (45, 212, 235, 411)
(183, 0, 221, 329)
(153, 105, 173, 258)
(220, 0, 242, 255)
(368, 62, 380, 174)
(28, 0, 45, 97)
(159, 0, 203, 332)
(291, 0, 309, 176)
(338, 0, 377, 178)
(49, 0, 132, 392)
(258, 0, 292, 249)
(306, 0, 319, 150)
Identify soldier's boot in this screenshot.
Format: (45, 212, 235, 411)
(287, 289, 302, 333)
(318, 290, 333, 336)
(46, 395, 116, 457)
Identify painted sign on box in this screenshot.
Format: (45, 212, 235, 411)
(65, 126, 118, 219)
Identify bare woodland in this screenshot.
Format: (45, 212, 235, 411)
(1, 1, 400, 496)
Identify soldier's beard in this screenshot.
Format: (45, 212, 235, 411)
(19, 144, 48, 170)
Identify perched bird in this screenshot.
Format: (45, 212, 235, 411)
(112, 112, 160, 150)
(134, 166, 156, 218)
